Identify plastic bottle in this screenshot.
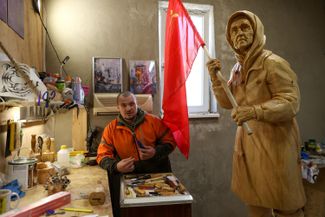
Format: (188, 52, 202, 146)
(72, 77, 84, 104)
(57, 145, 70, 167)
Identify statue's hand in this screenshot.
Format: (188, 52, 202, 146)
(231, 106, 256, 125)
(206, 59, 221, 72)
(206, 59, 222, 81)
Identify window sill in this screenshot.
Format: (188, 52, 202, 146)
(189, 112, 220, 119)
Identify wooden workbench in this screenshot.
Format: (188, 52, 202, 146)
(18, 165, 113, 217)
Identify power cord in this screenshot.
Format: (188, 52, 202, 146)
(32, 0, 68, 76)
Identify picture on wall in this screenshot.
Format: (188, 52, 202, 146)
(92, 57, 122, 93)
(129, 60, 156, 94)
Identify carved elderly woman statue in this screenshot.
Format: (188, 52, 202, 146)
(207, 10, 306, 217)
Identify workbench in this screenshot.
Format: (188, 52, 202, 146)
(12, 165, 113, 217)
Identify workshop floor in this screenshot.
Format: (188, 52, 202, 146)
(303, 168, 325, 217)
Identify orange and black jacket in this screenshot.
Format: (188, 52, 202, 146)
(97, 109, 176, 174)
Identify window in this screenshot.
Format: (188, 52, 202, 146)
(158, 2, 218, 117)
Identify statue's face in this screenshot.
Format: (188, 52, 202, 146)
(230, 18, 254, 53)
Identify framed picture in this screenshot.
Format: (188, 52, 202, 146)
(129, 60, 156, 94)
(92, 57, 123, 93)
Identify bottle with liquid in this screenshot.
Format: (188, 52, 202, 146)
(57, 145, 70, 167)
(72, 76, 84, 104)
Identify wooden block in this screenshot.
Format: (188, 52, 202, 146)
(89, 192, 106, 206)
(41, 152, 55, 162)
(37, 167, 54, 184)
(71, 107, 87, 151)
(34, 153, 41, 162)
(54, 107, 87, 151)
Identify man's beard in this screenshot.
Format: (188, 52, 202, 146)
(125, 114, 136, 121)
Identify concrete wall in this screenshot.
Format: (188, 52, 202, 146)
(44, 0, 325, 216)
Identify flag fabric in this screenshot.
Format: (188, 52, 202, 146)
(162, 0, 205, 159)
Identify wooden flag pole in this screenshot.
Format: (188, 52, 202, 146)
(203, 46, 253, 135)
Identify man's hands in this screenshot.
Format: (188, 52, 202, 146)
(231, 106, 256, 125)
(138, 145, 156, 160)
(116, 145, 156, 173)
(116, 157, 135, 173)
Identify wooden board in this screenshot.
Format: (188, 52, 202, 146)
(53, 107, 87, 151)
(0, 0, 44, 72)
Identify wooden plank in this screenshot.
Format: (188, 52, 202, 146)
(71, 107, 87, 151)
(54, 107, 87, 151)
(0, 0, 44, 71)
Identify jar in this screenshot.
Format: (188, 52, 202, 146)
(56, 78, 65, 92)
(308, 139, 317, 151)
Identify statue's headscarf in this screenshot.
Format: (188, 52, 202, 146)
(226, 10, 266, 75)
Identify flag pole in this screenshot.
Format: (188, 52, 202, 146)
(203, 46, 253, 135)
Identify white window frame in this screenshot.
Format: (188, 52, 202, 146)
(158, 1, 218, 118)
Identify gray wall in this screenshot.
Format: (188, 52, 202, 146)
(44, 0, 325, 216)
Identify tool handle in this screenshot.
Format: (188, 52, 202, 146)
(62, 207, 93, 213)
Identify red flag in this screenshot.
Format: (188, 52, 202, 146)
(162, 0, 205, 159)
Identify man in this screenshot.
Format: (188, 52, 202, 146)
(206, 10, 306, 217)
(97, 91, 176, 217)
